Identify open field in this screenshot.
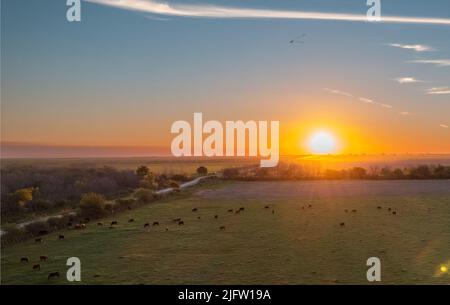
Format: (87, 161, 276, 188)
(1, 180, 449, 284)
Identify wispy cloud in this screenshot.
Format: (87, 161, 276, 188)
(323, 88, 353, 97)
(440, 124, 449, 128)
(359, 97, 374, 104)
(400, 111, 411, 116)
(388, 43, 433, 52)
(85, 0, 450, 25)
(410, 59, 450, 67)
(427, 87, 450, 95)
(394, 77, 424, 84)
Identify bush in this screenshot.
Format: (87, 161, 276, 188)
(24, 221, 50, 236)
(1, 225, 27, 246)
(79, 192, 106, 218)
(222, 168, 239, 179)
(196, 166, 208, 175)
(134, 188, 153, 203)
(46, 216, 67, 230)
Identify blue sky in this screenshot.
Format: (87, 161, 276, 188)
(1, 0, 450, 156)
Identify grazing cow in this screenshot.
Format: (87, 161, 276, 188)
(308, 204, 312, 208)
(178, 221, 184, 225)
(173, 218, 181, 222)
(301, 207, 305, 210)
(129, 219, 134, 223)
(33, 264, 40, 271)
(392, 211, 397, 215)
(165, 227, 169, 232)
(239, 207, 245, 212)
(197, 216, 201, 220)
(265, 206, 270, 209)
(67, 222, 73, 227)
(152, 221, 159, 226)
(214, 215, 219, 219)
(35, 238, 42, 243)
(111, 221, 118, 226)
(235, 210, 240, 214)
(377, 206, 382, 210)
(228, 209, 234, 213)
(40, 256, 48, 262)
(144, 223, 150, 228)
(58, 235, 64, 240)
(74, 224, 82, 230)
(220, 226, 226, 230)
(48, 272, 60, 280)
(272, 210, 275, 214)
(388, 208, 392, 211)
(192, 208, 198, 212)
(352, 209, 357, 213)
(80, 224, 86, 229)
(97, 222, 103, 226)
(20, 257, 29, 263)
(38, 230, 48, 236)
(340, 222, 345, 227)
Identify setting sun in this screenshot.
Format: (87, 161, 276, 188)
(307, 131, 338, 154)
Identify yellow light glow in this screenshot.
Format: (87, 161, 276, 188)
(307, 131, 337, 154)
(440, 265, 448, 273)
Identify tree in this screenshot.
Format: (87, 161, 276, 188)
(136, 165, 150, 178)
(79, 192, 106, 218)
(349, 167, 367, 179)
(196, 166, 208, 175)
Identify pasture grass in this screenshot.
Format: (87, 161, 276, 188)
(1, 181, 449, 284)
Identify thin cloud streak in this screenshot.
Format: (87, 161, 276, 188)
(394, 77, 424, 84)
(427, 87, 450, 95)
(410, 59, 450, 67)
(389, 43, 433, 52)
(85, 0, 450, 25)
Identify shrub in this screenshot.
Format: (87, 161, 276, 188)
(79, 192, 106, 218)
(24, 221, 50, 236)
(134, 188, 153, 203)
(222, 168, 239, 179)
(196, 166, 208, 175)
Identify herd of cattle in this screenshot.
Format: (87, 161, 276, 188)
(18, 204, 277, 281)
(18, 203, 397, 281)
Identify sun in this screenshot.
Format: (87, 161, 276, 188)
(307, 131, 337, 154)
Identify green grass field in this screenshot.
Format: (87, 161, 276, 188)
(1, 180, 449, 284)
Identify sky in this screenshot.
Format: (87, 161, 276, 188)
(1, 0, 450, 157)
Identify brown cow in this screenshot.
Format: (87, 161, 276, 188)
(58, 235, 64, 240)
(214, 215, 219, 219)
(144, 223, 150, 228)
(239, 207, 245, 211)
(152, 221, 159, 226)
(48, 272, 60, 280)
(20, 257, 29, 263)
(219, 226, 226, 230)
(33, 264, 40, 271)
(178, 221, 184, 225)
(352, 209, 357, 213)
(128, 218, 134, 223)
(35, 238, 42, 243)
(392, 211, 397, 215)
(340, 222, 345, 227)
(228, 209, 234, 213)
(111, 221, 118, 226)
(40, 256, 48, 262)
(265, 206, 270, 209)
(173, 218, 181, 222)
(97, 222, 103, 226)
(192, 208, 198, 212)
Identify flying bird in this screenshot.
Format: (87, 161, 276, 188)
(289, 33, 306, 44)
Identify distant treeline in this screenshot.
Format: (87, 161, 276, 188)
(1, 165, 210, 246)
(222, 163, 450, 181)
(0, 165, 198, 223)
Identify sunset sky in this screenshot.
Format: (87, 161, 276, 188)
(1, 0, 450, 157)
